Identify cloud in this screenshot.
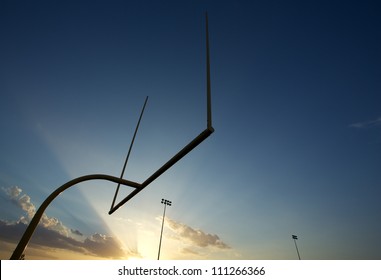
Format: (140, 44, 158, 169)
(3, 186, 37, 226)
(0, 220, 27, 243)
(0, 186, 131, 259)
(181, 246, 203, 256)
(0, 220, 128, 258)
(84, 233, 125, 258)
(165, 217, 230, 249)
(2, 186, 69, 236)
(349, 117, 381, 128)
(71, 229, 83, 236)
(17, 194, 36, 218)
(4, 186, 36, 219)
(3, 186, 22, 198)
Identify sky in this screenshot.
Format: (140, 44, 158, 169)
(1, 0, 380, 260)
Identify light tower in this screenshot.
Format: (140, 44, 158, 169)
(157, 199, 172, 260)
(292, 235, 301, 260)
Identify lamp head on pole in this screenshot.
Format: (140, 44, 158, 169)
(161, 199, 172, 206)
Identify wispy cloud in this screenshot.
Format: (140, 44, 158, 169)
(164, 217, 230, 249)
(1, 186, 134, 259)
(181, 246, 204, 256)
(349, 117, 381, 128)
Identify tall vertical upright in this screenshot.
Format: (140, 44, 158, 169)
(206, 12, 212, 130)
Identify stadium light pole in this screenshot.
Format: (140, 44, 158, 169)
(157, 199, 172, 260)
(292, 235, 301, 260)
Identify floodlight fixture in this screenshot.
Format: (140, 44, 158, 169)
(161, 199, 172, 206)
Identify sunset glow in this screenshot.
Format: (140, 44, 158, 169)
(1, 0, 381, 260)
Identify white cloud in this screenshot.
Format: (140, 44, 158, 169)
(164, 217, 230, 249)
(349, 117, 381, 128)
(2, 186, 22, 198)
(40, 214, 71, 236)
(3, 186, 36, 221)
(2, 186, 70, 236)
(17, 194, 36, 220)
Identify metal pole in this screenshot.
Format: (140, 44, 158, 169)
(157, 199, 171, 260)
(293, 238, 301, 260)
(108, 129, 212, 215)
(205, 12, 212, 130)
(10, 174, 141, 260)
(157, 203, 166, 260)
(110, 96, 148, 211)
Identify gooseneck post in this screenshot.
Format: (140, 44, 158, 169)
(10, 174, 141, 260)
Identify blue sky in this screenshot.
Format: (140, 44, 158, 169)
(1, 0, 380, 259)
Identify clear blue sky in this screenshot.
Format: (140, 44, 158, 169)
(1, 0, 380, 259)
